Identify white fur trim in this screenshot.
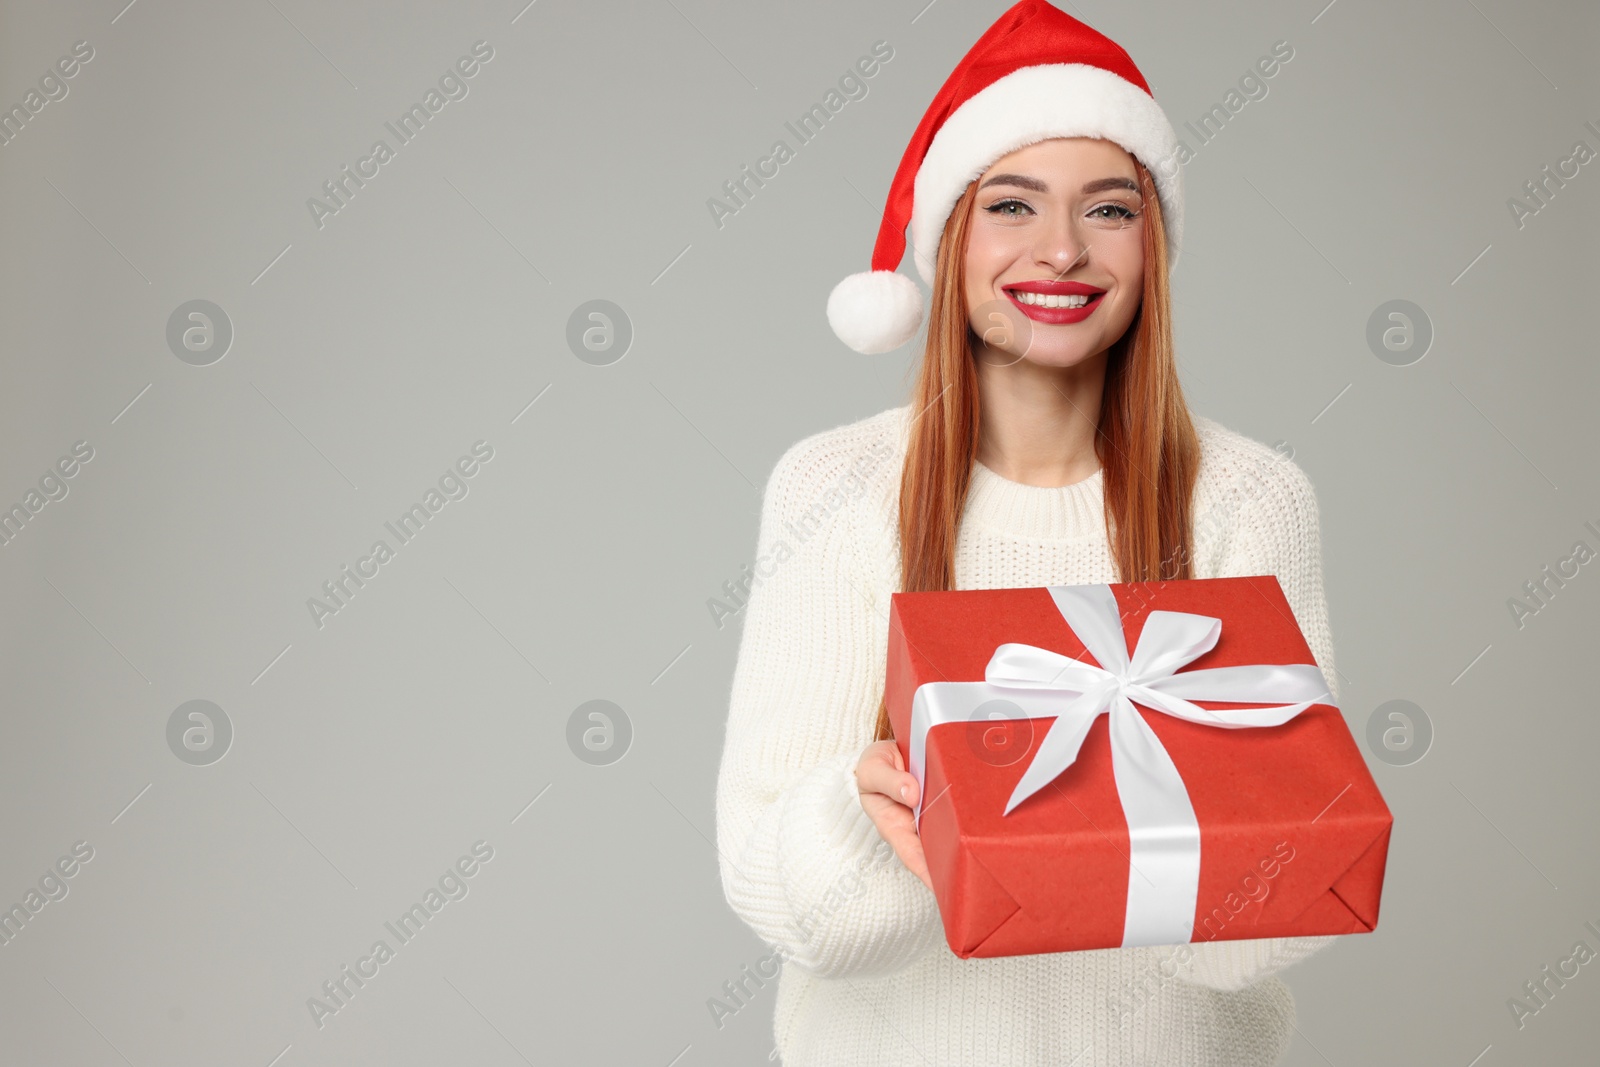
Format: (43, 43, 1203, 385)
(910, 63, 1184, 284)
(827, 270, 923, 354)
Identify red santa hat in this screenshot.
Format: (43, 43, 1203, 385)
(827, 0, 1184, 354)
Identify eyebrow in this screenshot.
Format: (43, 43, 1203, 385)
(977, 174, 1138, 195)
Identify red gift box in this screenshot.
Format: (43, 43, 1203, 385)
(885, 576, 1393, 959)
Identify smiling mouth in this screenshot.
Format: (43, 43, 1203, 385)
(1001, 285, 1105, 323)
(1008, 290, 1097, 309)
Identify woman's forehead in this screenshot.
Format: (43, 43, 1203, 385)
(980, 137, 1137, 182)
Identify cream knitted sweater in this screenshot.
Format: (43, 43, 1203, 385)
(714, 403, 1342, 1066)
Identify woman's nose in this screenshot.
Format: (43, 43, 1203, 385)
(1033, 215, 1088, 274)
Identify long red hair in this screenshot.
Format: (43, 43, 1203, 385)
(872, 154, 1200, 742)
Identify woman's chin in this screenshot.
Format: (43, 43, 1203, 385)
(983, 343, 1103, 370)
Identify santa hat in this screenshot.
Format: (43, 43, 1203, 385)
(827, 0, 1184, 354)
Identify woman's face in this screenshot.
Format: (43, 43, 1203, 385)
(962, 137, 1146, 368)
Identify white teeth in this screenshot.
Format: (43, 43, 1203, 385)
(1011, 290, 1092, 308)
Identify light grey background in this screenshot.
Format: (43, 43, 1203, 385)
(0, 0, 1595, 1063)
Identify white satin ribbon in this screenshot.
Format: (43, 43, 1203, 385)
(906, 583, 1334, 947)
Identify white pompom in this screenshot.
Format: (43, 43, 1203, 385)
(826, 270, 923, 354)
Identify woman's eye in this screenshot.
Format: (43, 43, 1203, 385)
(1090, 202, 1139, 222)
(983, 199, 1033, 217)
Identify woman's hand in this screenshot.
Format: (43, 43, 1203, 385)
(854, 740, 933, 893)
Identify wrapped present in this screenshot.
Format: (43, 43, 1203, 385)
(885, 576, 1393, 959)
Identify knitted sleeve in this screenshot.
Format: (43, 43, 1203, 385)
(713, 436, 945, 981)
(1175, 447, 1340, 992)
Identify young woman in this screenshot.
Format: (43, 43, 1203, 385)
(715, 4, 1340, 1063)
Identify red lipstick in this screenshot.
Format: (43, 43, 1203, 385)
(1002, 280, 1106, 324)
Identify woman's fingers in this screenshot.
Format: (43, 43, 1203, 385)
(869, 799, 933, 892)
(855, 741, 933, 892)
(855, 740, 919, 807)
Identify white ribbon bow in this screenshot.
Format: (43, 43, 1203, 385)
(907, 583, 1334, 947)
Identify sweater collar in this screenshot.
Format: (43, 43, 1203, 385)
(965, 458, 1105, 540)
